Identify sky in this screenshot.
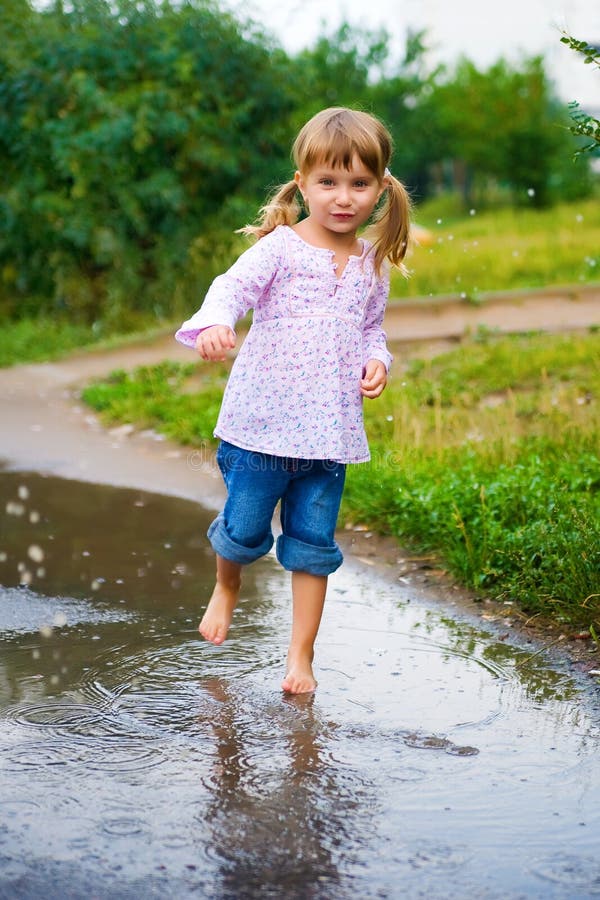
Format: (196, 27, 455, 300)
(225, 0, 599, 108)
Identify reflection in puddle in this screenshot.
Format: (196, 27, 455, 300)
(1, 471, 599, 898)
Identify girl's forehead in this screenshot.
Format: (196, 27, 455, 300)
(305, 154, 376, 175)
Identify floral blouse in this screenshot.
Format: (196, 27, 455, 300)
(175, 225, 392, 463)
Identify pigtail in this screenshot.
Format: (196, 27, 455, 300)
(367, 174, 412, 276)
(237, 180, 301, 241)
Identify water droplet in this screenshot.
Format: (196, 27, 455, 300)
(469, 209, 476, 216)
(39, 624, 53, 638)
(29, 510, 40, 523)
(6, 502, 25, 517)
(18, 485, 29, 500)
(53, 613, 68, 627)
(527, 188, 535, 197)
(436, 218, 442, 225)
(27, 545, 44, 563)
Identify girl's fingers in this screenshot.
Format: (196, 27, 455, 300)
(196, 327, 235, 360)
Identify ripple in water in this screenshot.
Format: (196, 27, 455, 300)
(531, 853, 600, 892)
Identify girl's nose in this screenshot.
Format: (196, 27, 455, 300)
(336, 187, 352, 206)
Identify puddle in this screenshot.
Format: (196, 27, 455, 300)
(1, 471, 599, 899)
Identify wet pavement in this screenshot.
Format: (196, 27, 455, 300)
(2, 341, 600, 898)
(1, 470, 600, 899)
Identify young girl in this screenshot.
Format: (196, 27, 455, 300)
(175, 107, 411, 695)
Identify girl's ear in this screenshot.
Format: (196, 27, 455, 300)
(294, 171, 307, 204)
(378, 173, 391, 201)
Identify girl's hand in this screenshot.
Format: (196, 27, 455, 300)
(195, 325, 236, 361)
(360, 359, 387, 399)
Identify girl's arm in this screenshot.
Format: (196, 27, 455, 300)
(361, 266, 393, 375)
(175, 232, 282, 350)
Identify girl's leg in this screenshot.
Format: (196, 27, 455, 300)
(199, 554, 243, 645)
(201, 443, 289, 646)
(282, 571, 328, 694)
(278, 461, 345, 693)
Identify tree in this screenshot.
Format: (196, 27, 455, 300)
(422, 56, 592, 207)
(0, 0, 294, 324)
(288, 26, 439, 198)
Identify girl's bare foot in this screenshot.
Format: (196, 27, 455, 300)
(281, 651, 317, 694)
(199, 583, 240, 644)
(199, 556, 242, 645)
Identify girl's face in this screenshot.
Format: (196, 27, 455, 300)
(294, 154, 386, 239)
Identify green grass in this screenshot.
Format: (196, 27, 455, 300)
(81, 360, 231, 446)
(81, 330, 600, 631)
(392, 195, 600, 299)
(2, 195, 599, 367)
(0, 315, 177, 368)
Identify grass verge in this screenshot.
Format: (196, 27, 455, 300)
(0, 316, 178, 368)
(81, 330, 600, 631)
(392, 195, 600, 298)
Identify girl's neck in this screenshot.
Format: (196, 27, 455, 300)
(293, 218, 361, 257)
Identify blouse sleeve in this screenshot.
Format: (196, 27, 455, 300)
(175, 230, 283, 348)
(362, 264, 393, 371)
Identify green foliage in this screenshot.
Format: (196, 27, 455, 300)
(0, 0, 293, 324)
(0, 2, 594, 332)
(560, 35, 600, 155)
(420, 56, 592, 207)
(0, 314, 175, 367)
(0, 315, 98, 365)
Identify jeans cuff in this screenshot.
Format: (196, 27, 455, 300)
(276, 534, 343, 576)
(207, 514, 274, 565)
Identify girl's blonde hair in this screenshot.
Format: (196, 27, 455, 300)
(239, 107, 411, 275)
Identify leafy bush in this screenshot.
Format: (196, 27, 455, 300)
(0, 0, 292, 325)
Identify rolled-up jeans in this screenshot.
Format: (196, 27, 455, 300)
(207, 441, 346, 576)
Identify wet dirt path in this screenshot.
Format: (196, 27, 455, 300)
(1, 298, 600, 898)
